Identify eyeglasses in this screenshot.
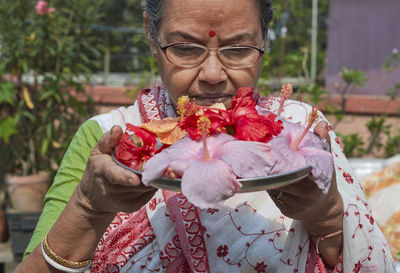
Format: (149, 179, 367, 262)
(157, 39, 265, 70)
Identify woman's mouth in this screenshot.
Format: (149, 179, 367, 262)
(191, 95, 232, 107)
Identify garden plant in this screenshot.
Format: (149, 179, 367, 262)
(0, 0, 104, 178)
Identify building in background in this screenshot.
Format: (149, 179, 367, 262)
(326, 0, 400, 96)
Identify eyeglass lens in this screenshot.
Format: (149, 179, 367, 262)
(165, 44, 261, 69)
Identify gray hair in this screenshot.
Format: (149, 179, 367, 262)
(144, 0, 273, 42)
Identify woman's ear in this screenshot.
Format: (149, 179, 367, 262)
(143, 12, 151, 41)
(143, 11, 159, 61)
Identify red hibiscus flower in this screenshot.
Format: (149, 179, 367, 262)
(179, 107, 232, 140)
(228, 87, 283, 142)
(230, 87, 258, 116)
(114, 123, 157, 171)
(234, 112, 283, 143)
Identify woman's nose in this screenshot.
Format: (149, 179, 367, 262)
(198, 54, 227, 85)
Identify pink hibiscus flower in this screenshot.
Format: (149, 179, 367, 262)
(35, 0, 55, 15)
(142, 133, 274, 208)
(269, 109, 334, 194)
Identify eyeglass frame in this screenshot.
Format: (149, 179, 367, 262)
(154, 34, 266, 70)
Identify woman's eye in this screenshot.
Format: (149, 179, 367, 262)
(170, 45, 204, 56)
(223, 48, 253, 58)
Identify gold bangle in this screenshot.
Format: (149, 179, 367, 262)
(42, 234, 92, 269)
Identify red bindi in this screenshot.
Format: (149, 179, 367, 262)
(209, 30, 216, 37)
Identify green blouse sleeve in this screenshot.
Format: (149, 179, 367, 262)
(23, 119, 103, 259)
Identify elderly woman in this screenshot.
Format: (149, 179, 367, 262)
(17, 0, 395, 272)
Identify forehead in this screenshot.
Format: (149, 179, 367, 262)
(160, 0, 262, 42)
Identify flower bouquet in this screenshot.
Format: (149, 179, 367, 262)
(113, 84, 334, 208)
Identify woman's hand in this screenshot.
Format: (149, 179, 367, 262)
(268, 121, 344, 267)
(74, 125, 157, 216)
(15, 126, 157, 273)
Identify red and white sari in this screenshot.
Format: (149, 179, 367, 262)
(90, 87, 395, 273)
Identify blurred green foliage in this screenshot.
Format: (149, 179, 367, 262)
(261, 0, 329, 81)
(0, 0, 103, 176)
(93, 0, 151, 74)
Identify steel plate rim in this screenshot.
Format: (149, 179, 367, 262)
(112, 152, 311, 192)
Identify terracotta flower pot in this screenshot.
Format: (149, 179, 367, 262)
(5, 172, 50, 212)
(0, 209, 8, 242)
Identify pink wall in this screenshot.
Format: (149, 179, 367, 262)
(326, 0, 400, 95)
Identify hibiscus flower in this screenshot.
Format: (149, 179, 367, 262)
(35, 0, 55, 15)
(228, 87, 283, 142)
(178, 102, 232, 140)
(268, 108, 334, 194)
(114, 123, 157, 171)
(142, 133, 275, 208)
(140, 117, 187, 145)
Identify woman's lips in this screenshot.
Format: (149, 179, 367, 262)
(191, 95, 232, 106)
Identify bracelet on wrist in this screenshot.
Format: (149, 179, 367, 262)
(41, 234, 92, 273)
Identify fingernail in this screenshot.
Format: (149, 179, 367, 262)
(128, 178, 134, 184)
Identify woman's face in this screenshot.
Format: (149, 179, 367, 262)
(146, 0, 263, 108)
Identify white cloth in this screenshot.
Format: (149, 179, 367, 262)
(92, 88, 395, 273)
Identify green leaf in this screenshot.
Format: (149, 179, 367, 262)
(19, 110, 36, 123)
(0, 82, 18, 105)
(338, 133, 365, 157)
(340, 68, 369, 87)
(0, 117, 17, 143)
(46, 123, 52, 139)
(0, 59, 10, 74)
(41, 138, 49, 156)
(39, 91, 54, 101)
(54, 92, 61, 103)
(21, 59, 29, 74)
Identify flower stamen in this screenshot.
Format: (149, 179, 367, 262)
(277, 82, 293, 117)
(291, 106, 319, 150)
(130, 133, 144, 147)
(198, 116, 211, 161)
(177, 96, 197, 121)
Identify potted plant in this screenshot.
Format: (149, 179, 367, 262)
(0, 0, 104, 258)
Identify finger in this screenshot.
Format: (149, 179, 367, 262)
(97, 156, 144, 187)
(274, 194, 306, 219)
(274, 175, 321, 198)
(314, 121, 331, 146)
(118, 189, 158, 213)
(313, 121, 331, 152)
(95, 126, 124, 155)
(88, 152, 142, 187)
(268, 190, 305, 216)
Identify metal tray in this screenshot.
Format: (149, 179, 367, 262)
(112, 153, 311, 192)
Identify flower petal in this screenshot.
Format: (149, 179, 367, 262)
(268, 136, 307, 174)
(181, 159, 241, 209)
(141, 118, 187, 145)
(219, 140, 275, 178)
(270, 120, 334, 194)
(142, 136, 201, 185)
(301, 147, 334, 194)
